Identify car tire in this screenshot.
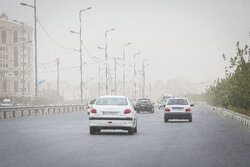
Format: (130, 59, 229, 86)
(90, 127, 96, 135)
(189, 117, 192, 122)
(164, 118, 168, 123)
(134, 124, 138, 133)
(128, 128, 134, 135)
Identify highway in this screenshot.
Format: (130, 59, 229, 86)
(0, 105, 249, 167)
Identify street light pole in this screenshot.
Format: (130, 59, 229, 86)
(142, 60, 145, 98)
(98, 64, 101, 97)
(13, 19, 32, 103)
(20, 0, 37, 101)
(70, 7, 91, 104)
(79, 10, 83, 104)
(134, 52, 140, 99)
(122, 42, 131, 96)
(105, 28, 115, 95)
(114, 57, 117, 95)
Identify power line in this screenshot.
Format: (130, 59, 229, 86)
(37, 19, 75, 51)
(38, 59, 57, 67)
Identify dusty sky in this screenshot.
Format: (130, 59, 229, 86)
(1, 0, 250, 93)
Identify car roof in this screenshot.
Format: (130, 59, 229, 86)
(169, 97, 187, 100)
(99, 95, 127, 99)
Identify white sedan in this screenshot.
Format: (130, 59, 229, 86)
(164, 97, 194, 122)
(88, 96, 138, 135)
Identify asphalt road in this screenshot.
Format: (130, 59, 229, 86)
(0, 105, 249, 167)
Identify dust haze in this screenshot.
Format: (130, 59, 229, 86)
(1, 0, 250, 101)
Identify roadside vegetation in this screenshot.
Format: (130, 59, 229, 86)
(205, 41, 250, 116)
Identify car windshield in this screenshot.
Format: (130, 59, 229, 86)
(138, 99, 150, 104)
(167, 99, 189, 105)
(89, 99, 96, 105)
(96, 98, 128, 106)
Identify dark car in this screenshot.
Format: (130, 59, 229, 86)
(135, 98, 154, 113)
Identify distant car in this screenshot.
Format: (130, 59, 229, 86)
(135, 98, 154, 113)
(158, 99, 166, 109)
(1, 99, 12, 107)
(129, 99, 137, 107)
(89, 96, 138, 135)
(87, 99, 96, 115)
(164, 98, 194, 122)
(16, 103, 23, 107)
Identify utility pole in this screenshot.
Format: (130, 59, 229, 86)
(70, 7, 91, 104)
(248, 32, 250, 62)
(98, 64, 100, 97)
(13, 19, 32, 103)
(149, 82, 151, 98)
(79, 11, 83, 104)
(22, 24, 25, 99)
(114, 57, 117, 95)
(134, 54, 136, 99)
(122, 48, 125, 95)
(122, 42, 131, 96)
(57, 58, 59, 97)
(133, 52, 140, 99)
(104, 28, 115, 95)
(20, 0, 38, 102)
(142, 60, 145, 98)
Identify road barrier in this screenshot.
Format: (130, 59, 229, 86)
(0, 105, 86, 119)
(212, 107, 250, 129)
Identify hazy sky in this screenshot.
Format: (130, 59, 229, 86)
(1, 0, 250, 88)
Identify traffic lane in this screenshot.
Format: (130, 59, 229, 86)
(0, 106, 249, 167)
(154, 106, 250, 167)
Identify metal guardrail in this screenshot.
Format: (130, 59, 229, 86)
(212, 107, 250, 129)
(0, 105, 87, 119)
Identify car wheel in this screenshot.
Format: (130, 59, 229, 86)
(128, 128, 134, 135)
(189, 117, 192, 122)
(90, 127, 96, 135)
(164, 118, 168, 123)
(134, 124, 137, 133)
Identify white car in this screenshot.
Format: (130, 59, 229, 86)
(87, 99, 96, 115)
(164, 98, 194, 122)
(1, 99, 12, 107)
(89, 96, 138, 135)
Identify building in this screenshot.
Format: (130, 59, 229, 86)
(0, 13, 33, 97)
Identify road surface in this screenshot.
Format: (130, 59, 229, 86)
(0, 105, 249, 167)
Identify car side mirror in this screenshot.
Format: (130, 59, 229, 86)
(190, 104, 194, 107)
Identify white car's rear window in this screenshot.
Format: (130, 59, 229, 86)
(96, 98, 128, 106)
(89, 99, 96, 104)
(167, 99, 189, 105)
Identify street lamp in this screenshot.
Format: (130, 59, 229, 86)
(122, 42, 131, 95)
(113, 57, 122, 95)
(13, 20, 32, 103)
(134, 52, 141, 99)
(142, 59, 149, 98)
(70, 7, 91, 104)
(13, 19, 25, 102)
(104, 28, 115, 95)
(20, 0, 38, 101)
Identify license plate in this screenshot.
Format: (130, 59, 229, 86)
(173, 109, 184, 111)
(103, 112, 118, 116)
